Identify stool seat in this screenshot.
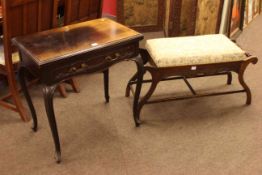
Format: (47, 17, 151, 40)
(145, 34, 246, 68)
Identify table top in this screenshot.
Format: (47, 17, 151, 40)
(12, 18, 143, 66)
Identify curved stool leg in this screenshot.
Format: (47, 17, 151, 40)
(136, 69, 161, 126)
(238, 57, 258, 105)
(18, 67, 38, 131)
(227, 72, 232, 85)
(43, 85, 61, 163)
(125, 72, 138, 97)
(126, 49, 149, 98)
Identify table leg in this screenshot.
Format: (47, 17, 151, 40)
(18, 66, 38, 131)
(43, 85, 61, 163)
(103, 69, 110, 103)
(132, 56, 145, 127)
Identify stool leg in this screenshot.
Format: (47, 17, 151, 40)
(136, 70, 160, 125)
(125, 73, 138, 97)
(238, 57, 258, 105)
(227, 72, 232, 85)
(238, 72, 251, 105)
(125, 51, 148, 98)
(132, 56, 145, 127)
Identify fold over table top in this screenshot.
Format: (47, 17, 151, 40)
(12, 18, 143, 66)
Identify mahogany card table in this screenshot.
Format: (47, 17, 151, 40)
(12, 18, 144, 163)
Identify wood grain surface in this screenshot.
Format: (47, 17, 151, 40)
(13, 18, 142, 65)
(195, 0, 224, 35)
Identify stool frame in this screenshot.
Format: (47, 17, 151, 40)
(126, 49, 258, 126)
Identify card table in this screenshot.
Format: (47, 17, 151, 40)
(12, 18, 144, 163)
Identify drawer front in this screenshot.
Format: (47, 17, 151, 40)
(47, 43, 138, 83)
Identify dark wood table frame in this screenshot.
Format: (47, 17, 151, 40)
(12, 19, 144, 163)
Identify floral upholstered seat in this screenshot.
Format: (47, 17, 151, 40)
(145, 34, 246, 68)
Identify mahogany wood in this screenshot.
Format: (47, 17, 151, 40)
(13, 18, 144, 162)
(56, 0, 104, 97)
(126, 49, 258, 126)
(52, 0, 81, 98)
(13, 19, 142, 66)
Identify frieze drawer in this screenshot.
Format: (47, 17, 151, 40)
(52, 44, 137, 81)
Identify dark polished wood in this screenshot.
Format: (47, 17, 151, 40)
(14, 18, 144, 162)
(51, 0, 101, 97)
(14, 19, 142, 66)
(126, 49, 258, 126)
(57, 0, 103, 97)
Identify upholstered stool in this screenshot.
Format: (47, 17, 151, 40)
(126, 34, 258, 126)
(146, 34, 246, 67)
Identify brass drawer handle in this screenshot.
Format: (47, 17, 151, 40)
(81, 63, 88, 68)
(115, 53, 121, 58)
(105, 53, 121, 62)
(105, 56, 117, 62)
(69, 67, 77, 72)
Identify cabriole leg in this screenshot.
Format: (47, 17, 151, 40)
(136, 69, 160, 126)
(132, 56, 145, 127)
(18, 66, 38, 131)
(43, 85, 61, 163)
(103, 69, 110, 103)
(238, 57, 258, 105)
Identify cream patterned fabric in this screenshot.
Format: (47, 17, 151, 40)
(145, 34, 246, 67)
(0, 52, 20, 65)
